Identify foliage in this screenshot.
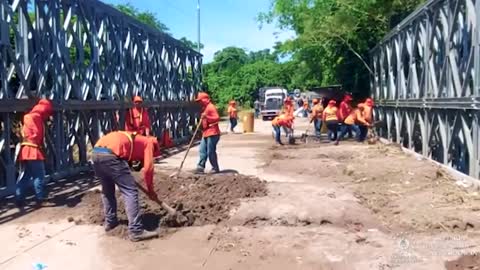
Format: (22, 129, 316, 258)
(257, 0, 427, 97)
(115, 3, 170, 33)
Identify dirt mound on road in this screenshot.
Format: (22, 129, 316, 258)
(445, 254, 480, 270)
(78, 172, 267, 238)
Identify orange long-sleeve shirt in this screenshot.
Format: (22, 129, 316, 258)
(272, 115, 293, 129)
(201, 102, 221, 138)
(310, 104, 324, 121)
(339, 101, 352, 122)
(19, 100, 53, 161)
(227, 105, 237, 119)
(344, 109, 369, 126)
(322, 106, 339, 122)
(94, 131, 160, 192)
(364, 105, 373, 124)
(125, 107, 151, 135)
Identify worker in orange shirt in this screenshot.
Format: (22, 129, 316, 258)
(322, 100, 340, 141)
(272, 114, 293, 145)
(195, 92, 221, 174)
(362, 98, 374, 141)
(227, 100, 238, 133)
(339, 94, 353, 138)
(310, 98, 324, 138)
(15, 99, 54, 208)
(92, 131, 161, 242)
(335, 104, 371, 145)
(125, 96, 151, 136)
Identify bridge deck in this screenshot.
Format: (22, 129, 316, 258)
(0, 118, 479, 269)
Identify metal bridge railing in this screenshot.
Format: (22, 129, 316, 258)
(0, 0, 203, 197)
(371, 0, 480, 179)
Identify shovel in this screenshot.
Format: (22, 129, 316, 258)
(169, 120, 202, 178)
(135, 180, 194, 227)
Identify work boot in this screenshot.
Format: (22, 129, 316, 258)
(104, 221, 119, 232)
(15, 199, 25, 209)
(35, 199, 56, 208)
(209, 168, 220, 174)
(194, 167, 205, 174)
(129, 230, 159, 242)
(334, 141, 339, 146)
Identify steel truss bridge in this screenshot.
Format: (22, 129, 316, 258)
(0, 0, 202, 198)
(372, 0, 480, 179)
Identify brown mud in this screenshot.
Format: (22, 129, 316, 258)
(78, 172, 267, 239)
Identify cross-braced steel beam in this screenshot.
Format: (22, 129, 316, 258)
(0, 0, 203, 197)
(371, 0, 480, 179)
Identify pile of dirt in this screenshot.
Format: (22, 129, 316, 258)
(77, 172, 267, 238)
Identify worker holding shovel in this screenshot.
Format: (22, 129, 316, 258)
(195, 92, 221, 174)
(310, 98, 324, 139)
(91, 131, 161, 242)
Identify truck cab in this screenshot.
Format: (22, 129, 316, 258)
(258, 87, 288, 121)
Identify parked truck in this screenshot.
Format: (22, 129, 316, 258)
(258, 87, 288, 121)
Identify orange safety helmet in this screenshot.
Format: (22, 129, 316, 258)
(328, 100, 336, 106)
(133, 96, 143, 103)
(312, 98, 319, 105)
(229, 100, 236, 105)
(195, 92, 210, 101)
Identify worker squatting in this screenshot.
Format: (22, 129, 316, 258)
(15, 92, 221, 242)
(272, 95, 374, 145)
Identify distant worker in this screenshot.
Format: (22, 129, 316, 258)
(310, 98, 324, 138)
(125, 96, 151, 136)
(16, 99, 55, 208)
(361, 98, 374, 141)
(272, 114, 294, 145)
(364, 98, 374, 125)
(254, 99, 261, 118)
(283, 96, 294, 117)
(195, 92, 221, 174)
(302, 96, 309, 117)
(339, 94, 353, 138)
(227, 100, 238, 133)
(92, 131, 161, 242)
(322, 100, 340, 141)
(335, 104, 370, 145)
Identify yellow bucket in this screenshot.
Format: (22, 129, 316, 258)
(243, 112, 255, 133)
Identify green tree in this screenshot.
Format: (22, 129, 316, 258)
(115, 3, 170, 33)
(258, 0, 426, 97)
(179, 37, 204, 51)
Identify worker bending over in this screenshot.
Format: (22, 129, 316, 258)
(339, 94, 353, 138)
(125, 96, 151, 136)
(92, 131, 161, 242)
(227, 100, 238, 133)
(272, 114, 293, 145)
(195, 92, 221, 174)
(362, 98, 374, 140)
(310, 98, 324, 138)
(322, 100, 340, 141)
(16, 99, 54, 208)
(335, 104, 370, 144)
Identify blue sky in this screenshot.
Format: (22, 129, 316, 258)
(104, 0, 294, 63)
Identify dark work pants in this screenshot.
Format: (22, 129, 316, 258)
(16, 160, 46, 201)
(92, 153, 142, 234)
(313, 119, 322, 138)
(326, 121, 338, 141)
(337, 124, 360, 141)
(229, 118, 237, 131)
(358, 126, 368, 142)
(272, 125, 282, 144)
(197, 135, 220, 171)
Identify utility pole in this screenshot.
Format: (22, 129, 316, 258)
(197, 0, 201, 52)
